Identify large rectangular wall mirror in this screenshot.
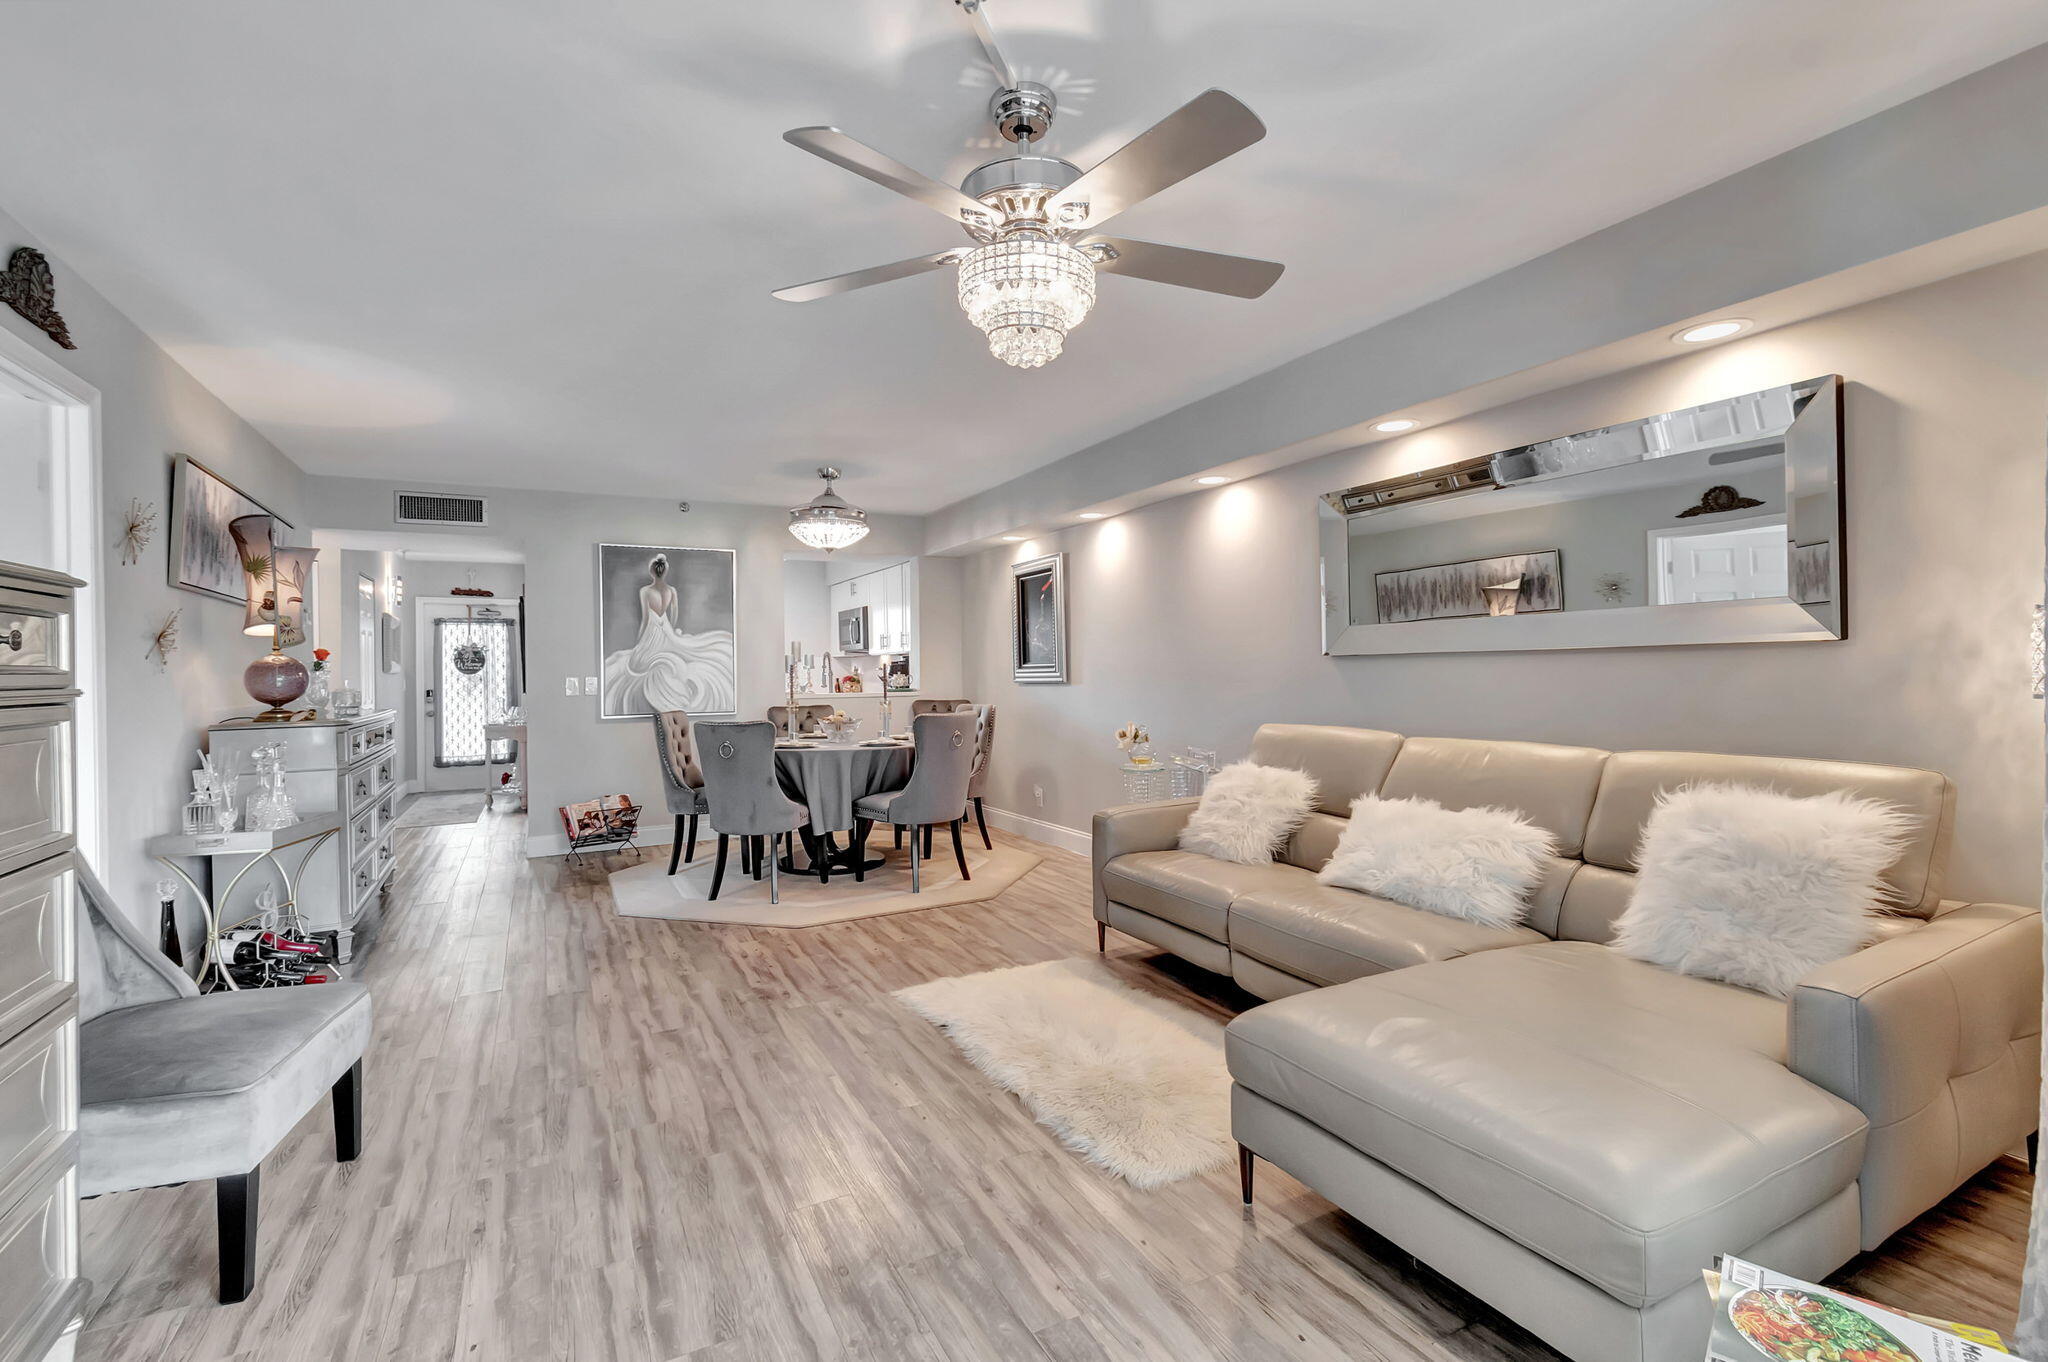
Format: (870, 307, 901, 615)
(1320, 375, 1842, 655)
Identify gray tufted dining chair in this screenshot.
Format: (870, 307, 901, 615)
(693, 720, 811, 903)
(651, 711, 711, 875)
(852, 711, 977, 893)
(767, 703, 834, 738)
(909, 699, 971, 717)
(965, 704, 996, 849)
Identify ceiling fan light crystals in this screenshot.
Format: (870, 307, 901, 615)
(958, 236, 1095, 369)
(788, 466, 871, 551)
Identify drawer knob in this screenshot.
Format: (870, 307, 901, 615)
(3, 628, 20, 651)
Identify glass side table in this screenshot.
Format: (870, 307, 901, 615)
(1120, 762, 1174, 803)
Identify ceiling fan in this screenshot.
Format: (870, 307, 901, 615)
(772, 0, 1285, 369)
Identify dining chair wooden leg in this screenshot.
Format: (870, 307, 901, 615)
(893, 824, 903, 849)
(685, 814, 699, 862)
(922, 824, 934, 858)
(768, 843, 780, 905)
(851, 819, 870, 883)
(816, 827, 831, 886)
(217, 1166, 260, 1305)
(709, 835, 730, 901)
(668, 817, 686, 875)
(950, 819, 971, 881)
(739, 835, 753, 877)
(752, 835, 766, 881)
(909, 832, 921, 894)
(973, 796, 991, 850)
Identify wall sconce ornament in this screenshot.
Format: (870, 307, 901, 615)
(118, 499, 159, 566)
(1675, 484, 1764, 519)
(1482, 577, 1524, 617)
(0, 246, 76, 349)
(1594, 572, 1630, 603)
(147, 610, 182, 670)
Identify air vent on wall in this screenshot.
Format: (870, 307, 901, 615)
(394, 491, 487, 527)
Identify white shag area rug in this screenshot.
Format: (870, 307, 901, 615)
(894, 956, 1232, 1189)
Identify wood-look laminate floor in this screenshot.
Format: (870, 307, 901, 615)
(75, 808, 2031, 1361)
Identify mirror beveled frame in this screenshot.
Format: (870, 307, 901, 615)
(1320, 375, 1844, 656)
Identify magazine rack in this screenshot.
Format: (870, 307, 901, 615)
(558, 795, 641, 863)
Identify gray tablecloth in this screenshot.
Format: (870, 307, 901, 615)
(774, 745, 914, 833)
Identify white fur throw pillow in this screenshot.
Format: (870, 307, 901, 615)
(1317, 795, 1556, 929)
(1610, 783, 1912, 997)
(1177, 762, 1319, 865)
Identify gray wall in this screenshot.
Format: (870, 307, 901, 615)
(0, 202, 308, 921)
(304, 477, 963, 848)
(927, 42, 2048, 552)
(962, 250, 2048, 906)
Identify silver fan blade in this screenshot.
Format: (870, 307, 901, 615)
(957, 0, 1017, 90)
(783, 127, 996, 229)
(773, 249, 969, 303)
(1045, 90, 1266, 230)
(1084, 237, 1283, 298)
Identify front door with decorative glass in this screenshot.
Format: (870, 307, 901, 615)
(427, 611, 517, 790)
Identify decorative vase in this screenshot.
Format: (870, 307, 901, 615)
(1128, 740, 1154, 767)
(304, 668, 331, 717)
(245, 650, 309, 712)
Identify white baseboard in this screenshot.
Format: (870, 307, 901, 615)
(524, 819, 678, 861)
(399, 779, 422, 799)
(525, 811, 1089, 861)
(982, 805, 1090, 857)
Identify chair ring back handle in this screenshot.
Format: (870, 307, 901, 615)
(950, 732, 964, 748)
(718, 741, 735, 759)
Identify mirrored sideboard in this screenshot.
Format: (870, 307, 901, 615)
(1320, 376, 1843, 656)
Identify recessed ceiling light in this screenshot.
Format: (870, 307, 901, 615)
(1374, 418, 1419, 433)
(1195, 475, 1231, 486)
(1674, 318, 1751, 344)
(1000, 534, 1025, 542)
(1078, 512, 1106, 520)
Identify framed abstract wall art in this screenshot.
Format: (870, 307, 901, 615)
(168, 455, 290, 604)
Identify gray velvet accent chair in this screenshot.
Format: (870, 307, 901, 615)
(694, 719, 811, 903)
(651, 710, 710, 875)
(74, 861, 372, 1305)
(853, 711, 977, 892)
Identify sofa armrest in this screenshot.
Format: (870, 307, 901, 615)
(1092, 800, 1200, 922)
(1789, 902, 2042, 1246)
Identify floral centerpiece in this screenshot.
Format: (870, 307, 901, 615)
(306, 647, 333, 715)
(1115, 722, 1154, 765)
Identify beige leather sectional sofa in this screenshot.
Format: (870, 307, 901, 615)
(1092, 724, 2041, 1362)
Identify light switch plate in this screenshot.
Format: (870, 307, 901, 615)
(564, 676, 579, 696)
(583, 676, 599, 695)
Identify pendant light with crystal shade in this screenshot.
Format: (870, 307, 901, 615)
(788, 467, 870, 552)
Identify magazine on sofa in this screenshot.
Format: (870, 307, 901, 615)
(1704, 1256, 2020, 1361)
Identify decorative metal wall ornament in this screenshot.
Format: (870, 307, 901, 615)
(118, 499, 160, 566)
(1594, 572, 1631, 603)
(1675, 484, 1764, 518)
(147, 610, 183, 669)
(0, 247, 76, 349)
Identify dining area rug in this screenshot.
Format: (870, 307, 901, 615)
(606, 837, 1040, 927)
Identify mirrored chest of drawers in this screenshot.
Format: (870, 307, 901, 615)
(0, 560, 86, 1362)
(206, 710, 400, 963)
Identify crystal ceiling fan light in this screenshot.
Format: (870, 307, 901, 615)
(788, 466, 871, 551)
(957, 235, 1096, 369)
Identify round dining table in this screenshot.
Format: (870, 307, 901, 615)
(772, 736, 915, 872)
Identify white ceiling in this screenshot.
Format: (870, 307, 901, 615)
(1, 0, 2044, 515)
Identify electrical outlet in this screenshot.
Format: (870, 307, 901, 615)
(583, 676, 599, 695)
(563, 676, 578, 697)
(1032, 785, 1044, 808)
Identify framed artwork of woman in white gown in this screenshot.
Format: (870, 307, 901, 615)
(596, 543, 737, 719)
